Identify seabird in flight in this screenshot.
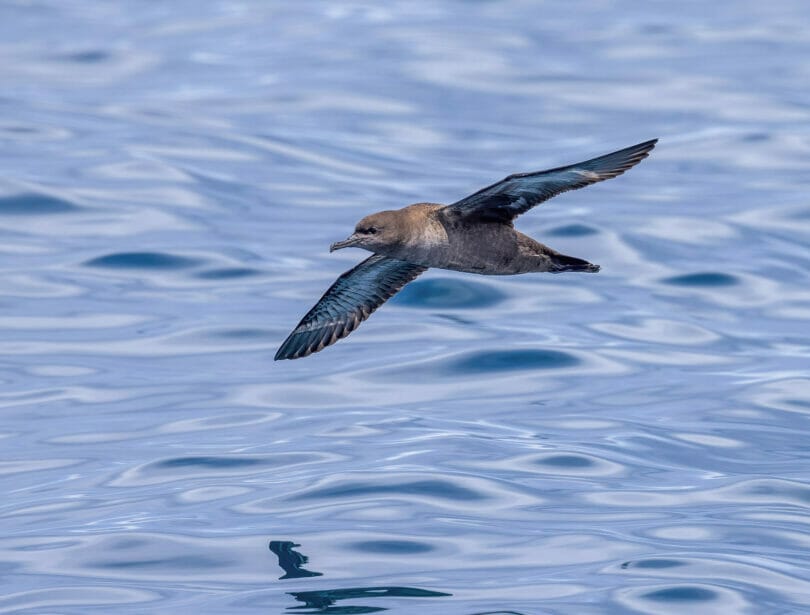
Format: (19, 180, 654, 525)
(275, 139, 657, 360)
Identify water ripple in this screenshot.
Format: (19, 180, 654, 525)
(0, 192, 80, 215)
(83, 252, 203, 270)
(616, 583, 750, 615)
(449, 348, 582, 373)
(393, 277, 506, 309)
(661, 272, 740, 287)
(110, 452, 341, 487)
(0, 587, 160, 613)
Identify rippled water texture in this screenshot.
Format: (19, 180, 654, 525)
(2, 1, 810, 613)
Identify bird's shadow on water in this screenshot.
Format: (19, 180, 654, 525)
(269, 540, 452, 614)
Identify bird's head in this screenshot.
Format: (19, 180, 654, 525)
(330, 211, 400, 253)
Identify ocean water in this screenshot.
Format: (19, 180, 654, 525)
(2, 1, 810, 613)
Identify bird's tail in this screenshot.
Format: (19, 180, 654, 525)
(549, 252, 600, 273)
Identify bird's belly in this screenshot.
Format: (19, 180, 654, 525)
(441, 259, 525, 275)
(388, 223, 534, 275)
(431, 242, 525, 275)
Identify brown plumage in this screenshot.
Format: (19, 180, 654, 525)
(276, 139, 657, 360)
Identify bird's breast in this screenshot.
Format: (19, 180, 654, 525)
(386, 216, 450, 265)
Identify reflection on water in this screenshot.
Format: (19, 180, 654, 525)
(270, 541, 323, 580)
(2, 0, 810, 613)
(286, 586, 451, 614)
(270, 540, 449, 613)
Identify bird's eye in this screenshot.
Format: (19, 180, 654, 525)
(367, 227, 378, 235)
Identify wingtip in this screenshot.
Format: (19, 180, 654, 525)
(275, 343, 310, 361)
(638, 137, 659, 151)
(618, 138, 658, 156)
(625, 138, 658, 153)
(599, 138, 658, 174)
(274, 349, 306, 361)
(274, 340, 300, 361)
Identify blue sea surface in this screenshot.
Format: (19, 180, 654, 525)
(2, 1, 810, 613)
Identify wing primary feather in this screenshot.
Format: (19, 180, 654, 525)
(275, 255, 427, 360)
(445, 138, 657, 223)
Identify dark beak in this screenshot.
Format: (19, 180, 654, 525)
(330, 234, 360, 252)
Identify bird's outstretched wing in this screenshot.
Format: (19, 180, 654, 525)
(444, 139, 657, 224)
(275, 254, 427, 360)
